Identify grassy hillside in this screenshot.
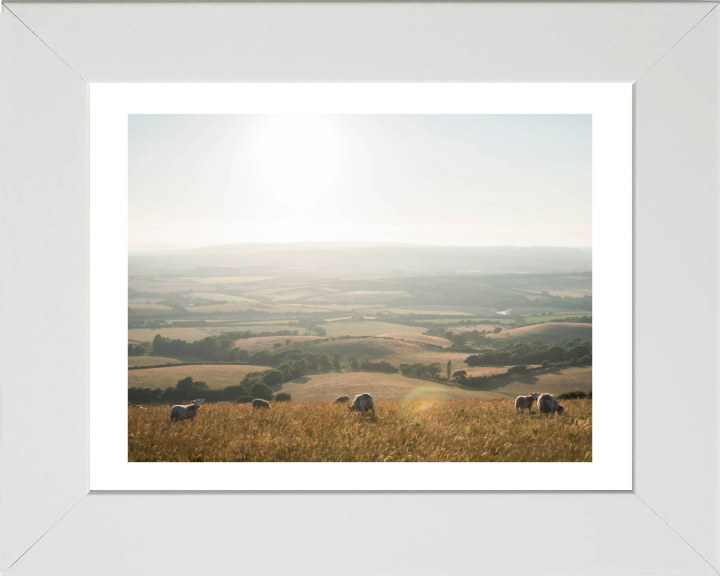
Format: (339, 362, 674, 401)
(486, 322, 592, 343)
(128, 356, 186, 368)
(270, 372, 505, 403)
(303, 337, 470, 366)
(128, 327, 212, 343)
(377, 333, 452, 348)
(128, 364, 270, 390)
(271, 367, 592, 403)
(234, 335, 326, 352)
(129, 399, 592, 462)
(321, 321, 426, 337)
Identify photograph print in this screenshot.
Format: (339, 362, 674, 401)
(127, 114, 592, 463)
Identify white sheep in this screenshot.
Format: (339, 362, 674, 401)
(515, 392, 539, 414)
(251, 398, 271, 409)
(169, 399, 204, 426)
(537, 393, 565, 417)
(348, 393, 375, 418)
(333, 395, 351, 404)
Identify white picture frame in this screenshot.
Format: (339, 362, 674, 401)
(1, 2, 719, 574)
(90, 83, 630, 491)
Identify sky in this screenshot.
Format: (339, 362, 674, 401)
(129, 114, 591, 251)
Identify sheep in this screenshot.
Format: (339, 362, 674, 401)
(252, 398, 271, 409)
(169, 399, 204, 425)
(537, 393, 565, 417)
(348, 393, 375, 418)
(515, 392, 539, 414)
(333, 395, 351, 404)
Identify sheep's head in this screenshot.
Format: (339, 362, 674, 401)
(193, 399, 204, 407)
(531, 392, 539, 400)
(557, 405, 565, 415)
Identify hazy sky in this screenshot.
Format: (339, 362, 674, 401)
(129, 114, 591, 250)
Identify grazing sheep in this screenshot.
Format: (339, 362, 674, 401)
(333, 395, 351, 404)
(252, 398, 271, 409)
(515, 392, 539, 414)
(537, 393, 565, 417)
(348, 393, 375, 418)
(169, 399, 204, 426)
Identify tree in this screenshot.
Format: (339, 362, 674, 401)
(446, 360, 452, 380)
(313, 326, 327, 337)
(348, 356, 359, 371)
(541, 360, 551, 368)
(263, 369, 284, 386)
(568, 345, 591, 359)
(250, 381, 274, 401)
(275, 392, 292, 402)
(493, 327, 502, 334)
(452, 370, 467, 382)
(547, 346, 565, 361)
(333, 352, 342, 370)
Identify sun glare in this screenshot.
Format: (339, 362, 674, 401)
(250, 115, 347, 208)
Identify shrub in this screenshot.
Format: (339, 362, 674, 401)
(235, 396, 254, 403)
(578, 354, 592, 364)
(275, 392, 292, 402)
(250, 381, 275, 401)
(541, 360, 551, 368)
(506, 365, 528, 375)
(263, 369, 284, 386)
(558, 391, 587, 400)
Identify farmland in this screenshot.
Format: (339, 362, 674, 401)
(128, 244, 592, 462)
(485, 323, 593, 343)
(128, 364, 271, 390)
(128, 398, 592, 462)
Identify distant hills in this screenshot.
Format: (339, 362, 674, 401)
(129, 242, 591, 277)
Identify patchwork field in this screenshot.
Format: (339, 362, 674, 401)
(523, 314, 592, 325)
(128, 304, 173, 314)
(185, 302, 314, 314)
(470, 367, 593, 398)
(234, 335, 327, 352)
(269, 371, 502, 403)
(302, 338, 471, 366)
(321, 321, 426, 337)
(128, 327, 212, 343)
(128, 356, 186, 368)
(190, 292, 256, 302)
(271, 366, 591, 403)
(187, 276, 277, 284)
(377, 333, 452, 348)
(128, 398, 592, 462)
(486, 323, 592, 343)
(128, 364, 270, 390)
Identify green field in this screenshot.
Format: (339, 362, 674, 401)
(523, 314, 592, 325)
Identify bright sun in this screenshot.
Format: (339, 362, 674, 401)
(251, 115, 347, 208)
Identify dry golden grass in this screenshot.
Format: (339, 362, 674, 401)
(377, 333, 452, 347)
(234, 335, 326, 352)
(128, 399, 591, 462)
(271, 371, 505, 402)
(321, 321, 426, 337)
(128, 356, 185, 368)
(303, 337, 470, 366)
(128, 327, 212, 343)
(475, 367, 592, 398)
(188, 276, 277, 284)
(486, 323, 592, 343)
(128, 303, 173, 314)
(273, 367, 592, 402)
(128, 364, 270, 390)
